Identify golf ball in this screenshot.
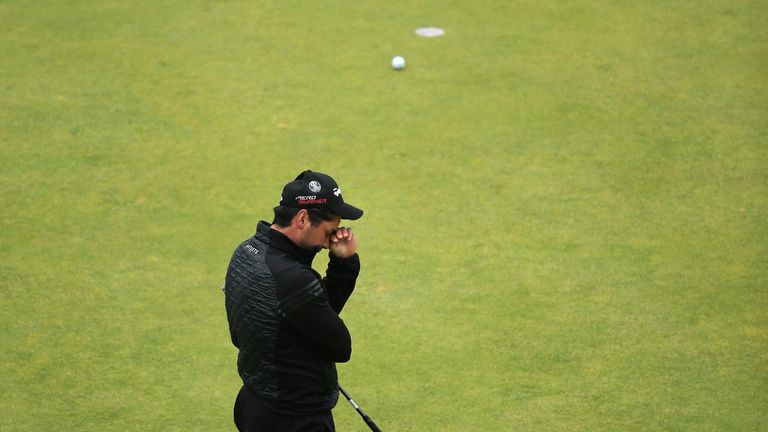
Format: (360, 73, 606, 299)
(391, 56, 406, 70)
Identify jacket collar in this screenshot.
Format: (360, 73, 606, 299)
(255, 220, 318, 266)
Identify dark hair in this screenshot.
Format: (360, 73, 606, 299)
(271, 206, 338, 227)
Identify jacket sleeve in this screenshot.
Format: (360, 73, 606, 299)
(323, 253, 360, 314)
(275, 270, 352, 362)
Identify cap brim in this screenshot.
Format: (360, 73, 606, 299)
(332, 203, 364, 220)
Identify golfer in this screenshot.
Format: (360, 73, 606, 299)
(223, 170, 364, 432)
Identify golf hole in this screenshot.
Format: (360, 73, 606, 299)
(415, 27, 445, 37)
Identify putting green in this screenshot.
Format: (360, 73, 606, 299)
(1, 1, 766, 431)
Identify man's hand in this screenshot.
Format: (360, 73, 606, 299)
(329, 227, 357, 258)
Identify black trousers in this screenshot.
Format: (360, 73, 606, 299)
(234, 385, 336, 432)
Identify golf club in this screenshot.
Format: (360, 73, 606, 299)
(338, 384, 382, 432)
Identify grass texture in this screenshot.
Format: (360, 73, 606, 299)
(1, 1, 766, 430)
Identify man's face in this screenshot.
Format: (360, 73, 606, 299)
(297, 216, 341, 251)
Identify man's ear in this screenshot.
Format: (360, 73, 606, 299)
(294, 209, 309, 229)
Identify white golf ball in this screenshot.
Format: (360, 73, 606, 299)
(391, 56, 406, 70)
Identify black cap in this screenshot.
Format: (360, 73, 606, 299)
(279, 170, 364, 220)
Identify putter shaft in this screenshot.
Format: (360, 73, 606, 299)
(338, 384, 382, 432)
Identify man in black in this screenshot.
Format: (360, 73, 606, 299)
(224, 170, 364, 432)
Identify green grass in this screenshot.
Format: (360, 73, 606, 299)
(1, 1, 766, 430)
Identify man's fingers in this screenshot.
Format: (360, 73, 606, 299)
(330, 227, 354, 242)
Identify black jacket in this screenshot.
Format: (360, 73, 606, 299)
(224, 221, 360, 415)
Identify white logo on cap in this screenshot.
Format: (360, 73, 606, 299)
(308, 181, 322, 193)
(333, 187, 341, 197)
